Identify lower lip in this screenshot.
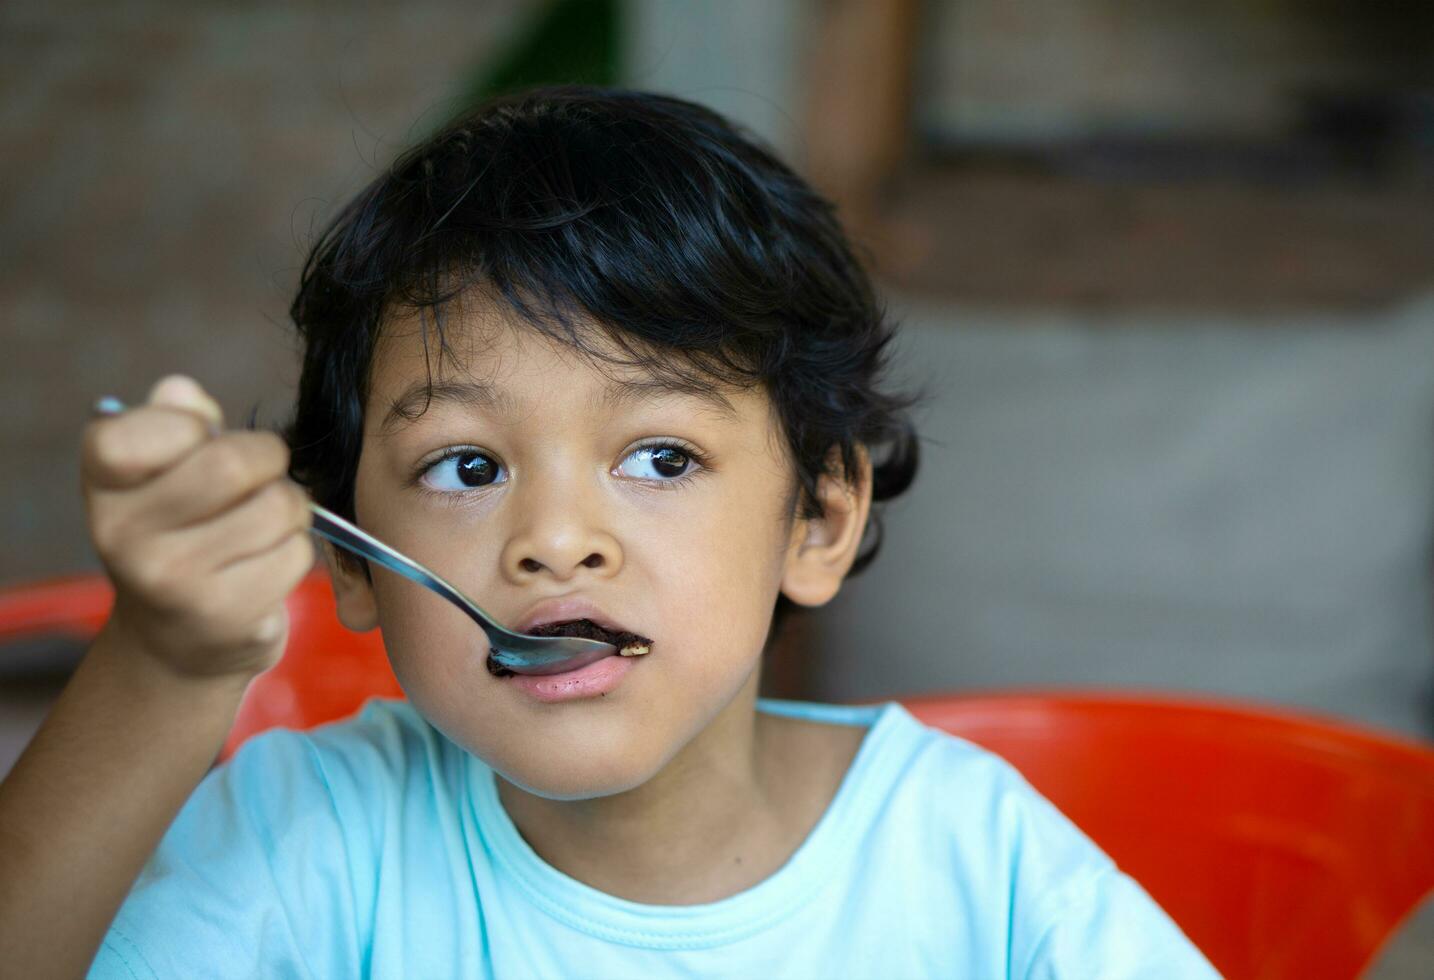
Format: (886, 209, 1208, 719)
(507, 654, 638, 702)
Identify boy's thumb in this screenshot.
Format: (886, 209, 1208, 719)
(147, 374, 224, 430)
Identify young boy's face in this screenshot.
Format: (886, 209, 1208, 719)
(330, 296, 868, 800)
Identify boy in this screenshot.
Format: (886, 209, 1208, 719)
(0, 87, 1218, 977)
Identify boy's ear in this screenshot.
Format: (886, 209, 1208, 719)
(323, 546, 380, 632)
(780, 448, 874, 608)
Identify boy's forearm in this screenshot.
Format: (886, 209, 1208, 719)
(0, 622, 251, 979)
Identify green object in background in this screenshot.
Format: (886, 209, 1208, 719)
(459, 0, 620, 107)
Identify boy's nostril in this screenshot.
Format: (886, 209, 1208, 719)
(517, 554, 604, 574)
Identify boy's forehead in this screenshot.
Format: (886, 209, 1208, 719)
(376, 297, 578, 371)
(370, 300, 749, 428)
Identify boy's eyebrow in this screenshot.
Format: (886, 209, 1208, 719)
(380, 380, 517, 432)
(379, 376, 738, 431)
(597, 377, 738, 420)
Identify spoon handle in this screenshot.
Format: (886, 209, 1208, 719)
(307, 503, 498, 639)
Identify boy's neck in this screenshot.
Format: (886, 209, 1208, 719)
(494, 674, 865, 905)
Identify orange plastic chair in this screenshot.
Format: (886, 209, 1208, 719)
(905, 691, 1434, 980)
(0, 571, 401, 760)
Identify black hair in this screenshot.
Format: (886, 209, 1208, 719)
(286, 85, 917, 594)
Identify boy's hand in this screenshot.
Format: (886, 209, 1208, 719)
(82, 375, 315, 682)
(2, 375, 313, 977)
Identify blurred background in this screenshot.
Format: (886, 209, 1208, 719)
(5, 0, 1434, 771)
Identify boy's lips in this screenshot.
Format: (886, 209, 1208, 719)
(506, 654, 639, 702)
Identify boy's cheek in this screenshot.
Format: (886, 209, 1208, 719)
(371, 584, 489, 689)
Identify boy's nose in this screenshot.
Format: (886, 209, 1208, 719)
(499, 491, 623, 584)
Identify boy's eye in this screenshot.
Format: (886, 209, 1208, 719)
(422, 451, 505, 491)
(617, 445, 694, 481)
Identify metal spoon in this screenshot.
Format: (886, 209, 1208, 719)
(92, 397, 616, 675)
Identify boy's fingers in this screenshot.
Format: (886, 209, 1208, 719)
(83, 376, 225, 490)
(208, 530, 316, 631)
(82, 406, 216, 490)
(166, 479, 312, 572)
(147, 374, 224, 430)
(112, 431, 293, 533)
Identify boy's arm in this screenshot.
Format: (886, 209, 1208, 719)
(0, 376, 314, 979)
(0, 625, 249, 979)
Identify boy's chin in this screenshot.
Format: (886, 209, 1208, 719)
(490, 741, 675, 802)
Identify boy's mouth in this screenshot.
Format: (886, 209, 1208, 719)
(487, 618, 653, 678)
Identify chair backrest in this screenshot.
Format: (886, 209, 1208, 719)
(904, 692, 1434, 980)
(0, 572, 401, 760)
(0, 575, 114, 642)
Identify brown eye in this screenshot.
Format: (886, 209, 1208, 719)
(422, 450, 505, 491)
(650, 447, 689, 477)
(456, 452, 500, 486)
(618, 445, 695, 481)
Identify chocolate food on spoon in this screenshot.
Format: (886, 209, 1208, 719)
(487, 619, 653, 677)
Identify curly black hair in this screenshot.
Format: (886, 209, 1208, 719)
(286, 85, 917, 590)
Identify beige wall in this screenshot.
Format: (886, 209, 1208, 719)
(6, 0, 1429, 584)
(923, 0, 1429, 143)
(1, 0, 534, 582)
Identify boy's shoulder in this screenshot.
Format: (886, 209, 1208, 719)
(761, 697, 1047, 807)
(92, 701, 465, 980)
(764, 697, 1107, 877)
(228, 697, 460, 815)
(785, 700, 1215, 975)
(299, 696, 448, 767)
(844, 699, 1119, 873)
(233, 695, 432, 762)
(775, 702, 1130, 901)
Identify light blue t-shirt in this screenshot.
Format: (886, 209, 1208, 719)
(92, 698, 1219, 979)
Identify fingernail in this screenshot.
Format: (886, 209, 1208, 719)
(148, 375, 223, 429)
(148, 374, 203, 405)
(93, 396, 125, 417)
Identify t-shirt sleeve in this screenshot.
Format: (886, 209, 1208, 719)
(993, 762, 1222, 980)
(88, 728, 362, 979)
(1021, 866, 1223, 980)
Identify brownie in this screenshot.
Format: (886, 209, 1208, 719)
(524, 618, 653, 650)
(486, 619, 654, 677)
